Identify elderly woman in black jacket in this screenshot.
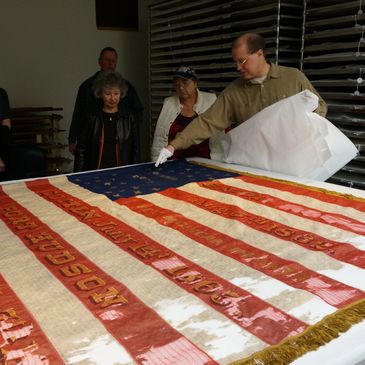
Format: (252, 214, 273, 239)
(74, 70, 140, 172)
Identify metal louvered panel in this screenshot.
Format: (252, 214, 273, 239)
(149, 0, 305, 150)
(149, 0, 364, 189)
(306, 1, 362, 17)
(306, 14, 365, 29)
(303, 0, 365, 190)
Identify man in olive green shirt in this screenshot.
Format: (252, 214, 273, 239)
(155, 33, 327, 167)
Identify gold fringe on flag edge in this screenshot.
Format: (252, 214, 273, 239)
(189, 160, 365, 203)
(228, 298, 365, 365)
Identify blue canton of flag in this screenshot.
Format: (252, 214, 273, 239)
(67, 159, 239, 200)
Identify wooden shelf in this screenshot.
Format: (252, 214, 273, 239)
(10, 107, 70, 175)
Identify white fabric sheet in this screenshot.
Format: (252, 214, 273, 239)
(210, 90, 358, 181)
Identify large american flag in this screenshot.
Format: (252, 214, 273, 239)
(1, 160, 365, 365)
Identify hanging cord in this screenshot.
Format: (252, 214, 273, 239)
(167, 19, 178, 95)
(354, 26, 365, 95)
(356, 26, 365, 55)
(354, 67, 365, 95)
(167, 20, 176, 61)
(359, 0, 363, 14)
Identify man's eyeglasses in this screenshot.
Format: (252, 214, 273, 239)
(236, 57, 248, 66)
(235, 49, 262, 67)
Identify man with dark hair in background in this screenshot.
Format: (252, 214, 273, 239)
(68, 47, 143, 161)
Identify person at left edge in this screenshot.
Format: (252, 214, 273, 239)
(0, 88, 12, 177)
(74, 70, 140, 172)
(68, 47, 143, 159)
(0, 88, 45, 180)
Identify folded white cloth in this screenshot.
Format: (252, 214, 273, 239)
(210, 90, 358, 181)
(306, 113, 359, 181)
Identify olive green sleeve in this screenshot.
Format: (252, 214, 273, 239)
(170, 93, 231, 150)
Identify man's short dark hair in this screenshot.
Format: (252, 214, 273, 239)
(233, 33, 266, 54)
(99, 47, 117, 60)
(246, 34, 265, 54)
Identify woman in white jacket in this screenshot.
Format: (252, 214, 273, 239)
(151, 66, 217, 162)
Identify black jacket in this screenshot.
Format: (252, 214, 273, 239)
(74, 108, 140, 172)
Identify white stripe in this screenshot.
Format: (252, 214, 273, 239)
(139, 338, 210, 365)
(222, 177, 365, 223)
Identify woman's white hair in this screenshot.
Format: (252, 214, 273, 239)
(93, 70, 128, 98)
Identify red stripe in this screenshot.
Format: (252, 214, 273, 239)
(26, 179, 308, 345)
(236, 174, 365, 213)
(198, 180, 365, 236)
(120, 196, 365, 308)
(160, 187, 365, 270)
(0, 274, 64, 364)
(0, 186, 215, 365)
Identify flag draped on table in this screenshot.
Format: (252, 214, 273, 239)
(1, 160, 365, 365)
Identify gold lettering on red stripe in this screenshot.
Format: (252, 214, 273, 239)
(76, 275, 106, 291)
(70, 206, 100, 220)
(293, 233, 314, 244)
(3, 205, 38, 231)
(128, 243, 171, 259)
(211, 291, 239, 306)
(60, 263, 92, 277)
(90, 286, 128, 308)
(26, 231, 54, 244)
(164, 265, 188, 275)
(46, 250, 75, 265)
(228, 247, 256, 260)
(38, 241, 63, 251)
(194, 281, 221, 294)
(115, 233, 137, 245)
(0, 275, 64, 363)
(176, 272, 202, 284)
(93, 220, 117, 228)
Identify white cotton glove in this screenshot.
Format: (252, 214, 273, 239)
(155, 147, 173, 167)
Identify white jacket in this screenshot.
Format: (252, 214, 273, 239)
(151, 89, 217, 162)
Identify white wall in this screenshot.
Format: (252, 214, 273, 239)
(0, 0, 149, 168)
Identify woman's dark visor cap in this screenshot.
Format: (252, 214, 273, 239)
(173, 66, 197, 80)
